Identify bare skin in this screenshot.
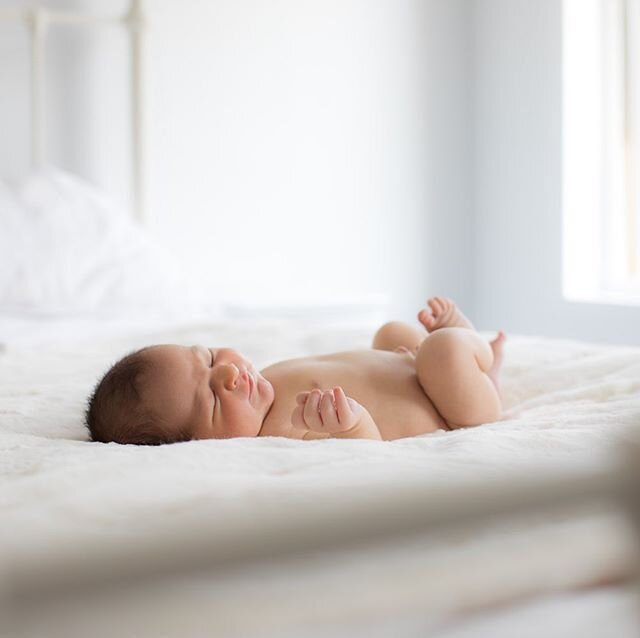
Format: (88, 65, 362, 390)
(142, 297, 505, 442)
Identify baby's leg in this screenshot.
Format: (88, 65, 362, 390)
(372, 321, 425, 353)
(415, 327, 501, 429)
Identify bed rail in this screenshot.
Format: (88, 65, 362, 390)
(2, 443, 639, 635)
(0, 1, 147, 222)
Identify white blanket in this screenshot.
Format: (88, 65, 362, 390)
(1, 320, 639, 634)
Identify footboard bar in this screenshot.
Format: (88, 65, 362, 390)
(3, 453, 640, 601)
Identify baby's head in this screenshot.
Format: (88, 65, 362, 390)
(86, 344, 274, 445)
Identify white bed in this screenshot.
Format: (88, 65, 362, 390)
(1, 312, 639, 637)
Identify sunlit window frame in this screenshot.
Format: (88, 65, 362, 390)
(563, 0, 640, 304)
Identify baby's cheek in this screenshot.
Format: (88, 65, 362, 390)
(226, 405, 262, 437)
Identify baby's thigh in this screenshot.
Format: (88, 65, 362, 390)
(415, 328, 500, 428)
(372, 321, 424, 352)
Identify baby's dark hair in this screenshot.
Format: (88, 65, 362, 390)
(85, 347, 190, 445)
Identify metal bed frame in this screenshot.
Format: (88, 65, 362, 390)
(0, 2, 639, 635)
(0, 1, 147, 222)
(3, 448, 639, 635)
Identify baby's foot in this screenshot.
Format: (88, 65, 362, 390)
(487, 331, 506, 394)
(418, 297, 474, 333)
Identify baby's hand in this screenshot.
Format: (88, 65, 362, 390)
(292, 387, 363, 434)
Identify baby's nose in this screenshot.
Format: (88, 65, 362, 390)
(213, 363, 240, 390)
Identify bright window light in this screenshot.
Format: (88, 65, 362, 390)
(563, 0, 640, 304)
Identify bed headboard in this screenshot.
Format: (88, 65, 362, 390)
(0, 1, 147, 223)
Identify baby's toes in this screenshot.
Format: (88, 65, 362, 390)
(435, 296, 452, 313)
(427, 298, 443, 318)
(418, 309, 436, 331)
(491, 331, 507, 348)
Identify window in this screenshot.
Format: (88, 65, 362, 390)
(563, 0, 640, 303)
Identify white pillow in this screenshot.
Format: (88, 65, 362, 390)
(0, 169, 213, 320)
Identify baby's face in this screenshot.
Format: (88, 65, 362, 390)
(143, 345, 274, 440)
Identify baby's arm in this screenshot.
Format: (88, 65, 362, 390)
(292, 387, 382, 441)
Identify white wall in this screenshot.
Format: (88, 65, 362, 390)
(472, 0, 640, 345)
(0, 0, 473, 323)
(145, 0, 472, 321)
(9, 1, 636, 345)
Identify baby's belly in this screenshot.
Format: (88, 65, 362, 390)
(372, 391, 447, 440)
(357, 352, 448, 440)
(263, 350, 448, 441)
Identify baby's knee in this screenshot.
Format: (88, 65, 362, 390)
(417, 328, 492, 371)
(418, 327, 466, 352)
(372, 321, 414, 351)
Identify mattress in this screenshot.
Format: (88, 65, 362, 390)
(1, 317, 639, 637)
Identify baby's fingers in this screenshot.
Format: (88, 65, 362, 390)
(296, 392, 310, 405)
(334, 387, 360, 426)
(291, 405, 306, 429)
(303, 390, 323, 430)
(319, 390, 339, 430)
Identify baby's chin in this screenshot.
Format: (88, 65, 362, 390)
(259, 376, 275, 405)
(254, 378, 275, 435)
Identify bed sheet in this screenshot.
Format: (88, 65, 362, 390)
(1, 318, 639, 635)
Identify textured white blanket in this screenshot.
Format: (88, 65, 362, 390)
(1, 320, 639, 633)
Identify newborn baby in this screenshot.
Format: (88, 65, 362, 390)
(86, 297, 505, 444)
